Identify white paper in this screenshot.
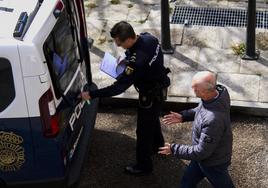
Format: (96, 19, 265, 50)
(100, 52, 125, 79)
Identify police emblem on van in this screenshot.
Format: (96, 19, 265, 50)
(0, 131, 25, 171)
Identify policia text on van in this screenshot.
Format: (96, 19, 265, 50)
(0, 0, 98, 187)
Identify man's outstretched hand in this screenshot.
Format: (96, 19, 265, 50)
(158, 143, 172, 155)
(162, 111, 183, 125)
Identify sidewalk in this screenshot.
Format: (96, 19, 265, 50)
(85, 0, 268, 115)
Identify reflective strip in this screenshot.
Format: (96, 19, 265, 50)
(149, 44, 160, 66)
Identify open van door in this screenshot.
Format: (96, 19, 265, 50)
(42, 0, 98, 186)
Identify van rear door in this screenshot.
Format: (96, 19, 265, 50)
(42, 0, 93, 168)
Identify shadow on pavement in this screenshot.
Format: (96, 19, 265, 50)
(78, 129, 211, 188)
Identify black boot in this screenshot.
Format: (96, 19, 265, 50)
(124, 164, 152, 175)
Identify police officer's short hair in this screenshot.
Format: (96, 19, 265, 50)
(110, 21, 136, 42)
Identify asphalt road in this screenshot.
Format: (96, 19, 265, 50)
(78, 102, 268, 188)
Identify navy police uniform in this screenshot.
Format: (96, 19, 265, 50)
(89, 32, 170, 172)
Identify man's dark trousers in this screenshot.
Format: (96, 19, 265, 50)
(136, 98, 164, 171)
(180, 160, 235, 188)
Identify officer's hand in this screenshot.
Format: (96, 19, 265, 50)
(80, 91, 91, 101)
(162, 111, 183, 125)
(158, 143, 171, 155)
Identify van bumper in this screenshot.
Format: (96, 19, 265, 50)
(6, 177, 65, 188)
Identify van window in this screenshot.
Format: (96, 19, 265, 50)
(0, 58, 15, 112)
(43, 7, 80, 98)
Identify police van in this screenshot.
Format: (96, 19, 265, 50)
(0, 0, 98, 187)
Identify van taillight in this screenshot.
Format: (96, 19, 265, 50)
(53, 0, 64, 18)
(39, 88, 59, 137)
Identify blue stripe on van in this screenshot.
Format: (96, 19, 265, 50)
(0, 117, 64, 183)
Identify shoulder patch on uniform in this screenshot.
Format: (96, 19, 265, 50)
(130, 53, 136, 63)
(125, 66, 134, 75)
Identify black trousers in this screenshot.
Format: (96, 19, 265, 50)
(136, 99, 164, 171)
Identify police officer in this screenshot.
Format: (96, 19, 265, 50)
(81, 21, 170, 175)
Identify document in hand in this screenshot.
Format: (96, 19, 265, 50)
(100, 52, 126, 79)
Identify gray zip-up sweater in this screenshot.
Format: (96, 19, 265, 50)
(171, 85, 233, 166)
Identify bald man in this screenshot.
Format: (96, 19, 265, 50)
(159, 71, 234, 188)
